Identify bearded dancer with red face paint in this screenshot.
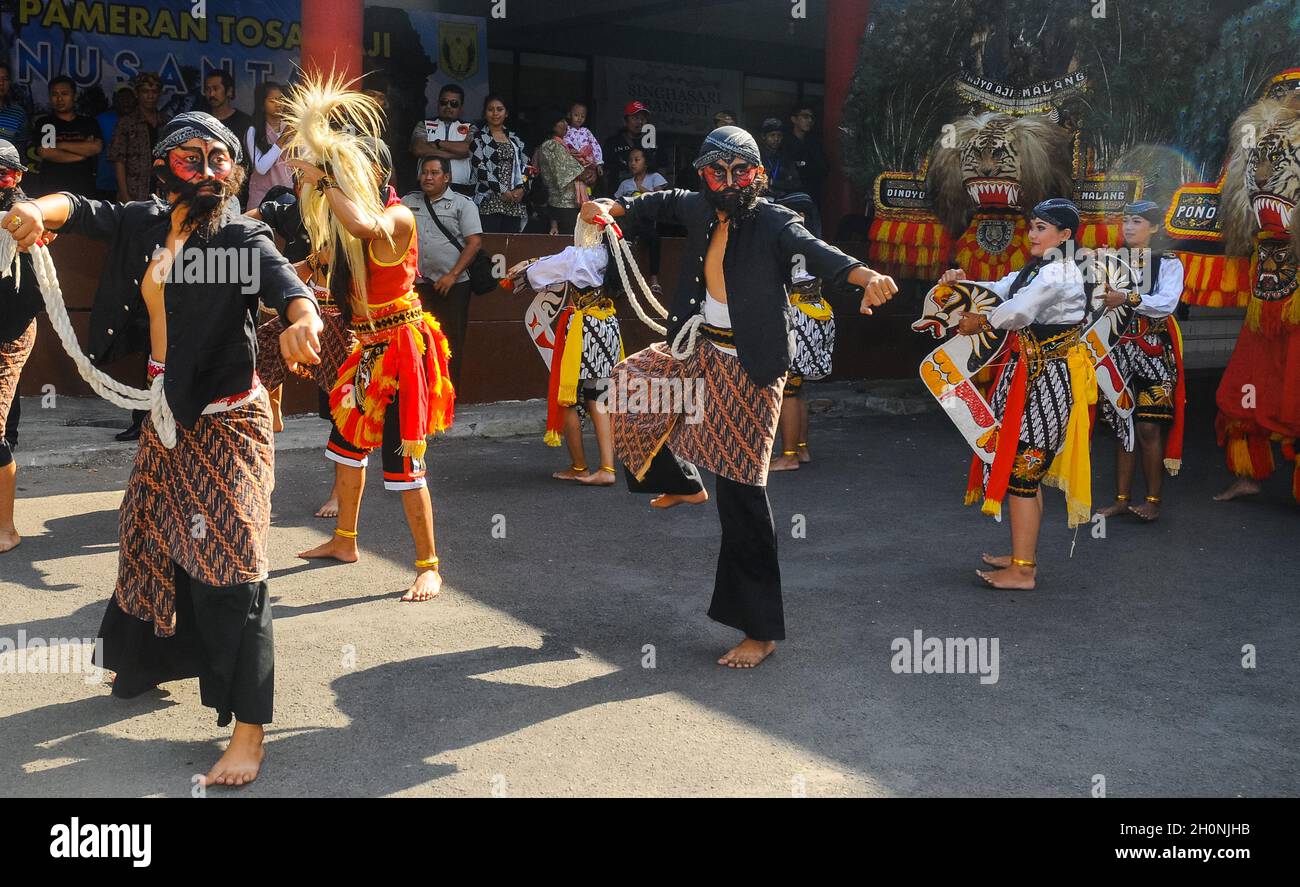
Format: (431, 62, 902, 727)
(1, 112, 324, 788)
(581, 127, 898, 669)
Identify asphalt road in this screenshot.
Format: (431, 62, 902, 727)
(2, 388, 1297, 797)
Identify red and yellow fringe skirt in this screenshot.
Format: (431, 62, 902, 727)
(330, 293, 456, 461)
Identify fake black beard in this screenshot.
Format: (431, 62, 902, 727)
(702, 181, 761, 219)
(0, 183, 25, 212)
(163, 172, 238, 237)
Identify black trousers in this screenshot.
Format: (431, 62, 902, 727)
(480, 212, 524, 233)
(549, 206, 580, 235)
(419, 279, 473, 392)
(628, 447, 785, 641)
(98, 563, 275, 727)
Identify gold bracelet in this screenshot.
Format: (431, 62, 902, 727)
(414, 556, 440, 570)
(1011, 557, 1036, 568)
(334, 527, 358, 539)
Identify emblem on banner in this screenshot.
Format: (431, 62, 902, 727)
(975, 218, 1016, 255)
(439, 21, 479, 80)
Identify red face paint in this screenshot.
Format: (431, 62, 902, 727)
(0, 169, 18, 190)
(702, 162, 757, 191)
(167, 146, 233, 183)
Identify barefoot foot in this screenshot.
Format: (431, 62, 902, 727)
(1214, 477, 1261, 501)
(400, 568, 442, 602)
(576, 468, 616, 486)
(650, 490, 709, 509)
(0, 528, 20, 554)
(718, 638, 777, 669)
(1094, 499, 1133, 518)
(314, 494, 340, 519)
(202, 722, 264, 788)
(980, 553, 1011, 568)
(552, 467, 587, 481)
(796, 446, 811, 464)
(298, 535, 359, 563)
(975, 565, 1036, 590)
(768, 454, 800, 472)
(1128, 501, 1160, 522)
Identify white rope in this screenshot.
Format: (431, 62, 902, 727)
(669, 313, 704, 360)
(594, 211, 669, 336)
(1, 236, 177, 448)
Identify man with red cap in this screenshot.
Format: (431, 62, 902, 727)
(602, 100, 656, 197)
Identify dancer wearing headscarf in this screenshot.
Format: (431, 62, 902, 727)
(942, 198, 1097, 590)
(2, 111, 324, 786)
(580, 126, 898, 668)
(1095, 200, 1186, 522)
(284, 72, 456, 604)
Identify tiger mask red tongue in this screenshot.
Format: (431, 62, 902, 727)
(1253, 193, 1296, 234)
(965, 178, 1020, 209)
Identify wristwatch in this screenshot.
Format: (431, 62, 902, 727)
(316, 174, 339, 192)
(1126, 289, 1141, 307)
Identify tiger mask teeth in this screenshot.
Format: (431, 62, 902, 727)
(964, 178, 1020, 209)
(1251, 193, 1296, 234)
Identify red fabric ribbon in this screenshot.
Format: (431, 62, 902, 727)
(545, 306, 575, 443)
(977, 333, 1028, 512)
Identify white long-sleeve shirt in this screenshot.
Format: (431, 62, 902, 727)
(525, 245, 607, 291)
(978, 259, 1087, 330)
(245, 123, 291, 208)
(1133, 252, 1184, 318)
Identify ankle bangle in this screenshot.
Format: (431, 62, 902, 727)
(796, 442, 808, 448)
(1115, 494, 1130, 501)
(334, 528, 358, 539)
(1011, 557, 1036, 568)
(782, 450, 797, 456)
(600, 465, 616, 473)
(415, 556, 440, 570)
(571, 463, 587, 472)
(1145, 495, 1161, 503)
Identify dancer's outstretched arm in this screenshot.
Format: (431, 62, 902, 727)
(0, 192, 74, 248)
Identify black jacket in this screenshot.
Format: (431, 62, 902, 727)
(0, 251, 44, 342)
(616, 189, 861, 387)
(62, 192, 316, 428)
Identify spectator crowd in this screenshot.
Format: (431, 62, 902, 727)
(2, 66, 826, 432)
(0, 65, 825, 234)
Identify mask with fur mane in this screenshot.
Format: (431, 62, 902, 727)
(1221, 93, 1300, 261)
(925, 111, 1074, 234)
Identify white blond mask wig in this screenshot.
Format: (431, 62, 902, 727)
(280, 70, 391, 309)
(1221, 92, 1300, 258)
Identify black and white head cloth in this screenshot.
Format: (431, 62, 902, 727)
(151, 111, 243, 164)
(692, 125, 762, 170)
(1031, 197, 1080, 235)
(0, 138, 28, 172)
